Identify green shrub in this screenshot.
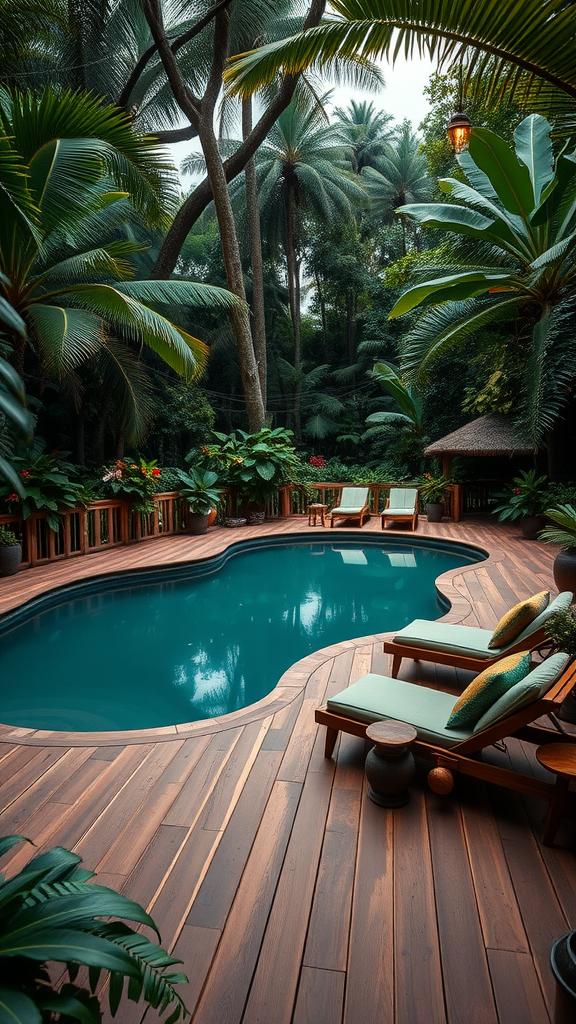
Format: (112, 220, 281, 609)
(0, 526, 19, 546)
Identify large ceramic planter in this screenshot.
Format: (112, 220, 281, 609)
(520, 515, 545, 540)
(0, 543, 21, 577)
(185, 511, 209, 535)
(425, 503, 444, 523)
(550, 931, 576, 1023)
(553, 549, 576, 598)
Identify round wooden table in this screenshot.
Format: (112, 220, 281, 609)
(365, 719, 418, 807)
(307, 503, 327, 527)
(535, 742, 576, 845)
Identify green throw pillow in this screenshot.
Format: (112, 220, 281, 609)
(488, 591, 550, 649)
(446, 651, 531, 729)
(473, 679, 541, 732)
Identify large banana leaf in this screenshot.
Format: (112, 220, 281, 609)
(389, 270, 513, 318)
(468, 128, 534, 217)
(513, 114, 555, 206)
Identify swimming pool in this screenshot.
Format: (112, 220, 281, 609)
(0, 536, 484, 732)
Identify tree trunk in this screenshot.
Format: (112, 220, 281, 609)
(314, 269, 329, 360)
(199, 119, 265, 432)
(150, 0, 326, 280)
(285, 186, 301, 440)
(242, 96, 267, 412)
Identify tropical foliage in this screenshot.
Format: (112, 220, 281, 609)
(0, 448, 82, 532)
(540, 505, 576, 551)
(492, 469, 548, 521)
(0, 835, 188, 1024)
(389, 114, 576, 445)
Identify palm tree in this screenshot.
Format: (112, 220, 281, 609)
(0, 88, 239, 436)
(362, 121, 432, 255)
(254, 96, 367, 434)
(225, 0, 576, 119)
(332, 99, 394, 172)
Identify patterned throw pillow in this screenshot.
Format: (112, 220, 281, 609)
(488, 591, 550, 649)
(446, 651, 532, 729)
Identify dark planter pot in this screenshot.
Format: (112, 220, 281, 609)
(0, 543, 21, 577)
(550, 931, 576, 1024)
(553, 549, 576, 598)
(425, 503, 444, 523)
(520, 515, 545, 540)
(185, 511, 209, 535)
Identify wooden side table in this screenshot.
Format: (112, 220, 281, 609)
(307, 503, 327, 527)
(535, 742, 576, 845)
(365, 719, 418, 807)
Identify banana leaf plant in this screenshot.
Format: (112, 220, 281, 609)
(387, 114, 576, 443)
(0, 835, 188, 1024)
(0, 274, 33, 495)
(365, 361, 423, 433)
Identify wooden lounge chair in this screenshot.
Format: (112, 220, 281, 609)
(329, 487, 370, 528)
(315, 654, 576, 805)
(381, 487, 419, 531)
(383, 591, 573, 677)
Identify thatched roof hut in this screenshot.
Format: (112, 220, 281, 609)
(424, 414, 536, 476)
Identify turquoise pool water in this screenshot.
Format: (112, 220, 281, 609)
(0, 538, 482, 732)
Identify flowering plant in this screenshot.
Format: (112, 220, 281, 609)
(492, 469, 548, 521)
(191, 427, 301, 509)
(102, 458, 161, 514)
(0, 449, 82, 531)
(419, 473, 451, 505)
(309, 455, 325, 468)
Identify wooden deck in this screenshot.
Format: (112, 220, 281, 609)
(0, 516, 574, 1024)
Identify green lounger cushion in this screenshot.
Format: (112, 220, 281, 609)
(474, 652, 571, 732)
(332, 506, 367, 514)
(446, 651, 531, 729)
(488, 591, 550, 648)
(382, 508, 416, 516)
(327, 674, 474, 748)
(387, 488, 418, 509)
(393, 592, 573, 659)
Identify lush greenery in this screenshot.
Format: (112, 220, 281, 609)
(0, 835, 188, 1023)
(492, 470, 548, 522)
(540, 505, 576, 552)
(0, 526, 19, 547)
(176, 469, 222, 515)
(544, 608, 576, 658)
(102, 457, 161, 514)
(419, 474, 451, 506)
(196, 427, 301, 509)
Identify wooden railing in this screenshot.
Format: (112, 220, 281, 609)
(0, 492, 186, 569)
(0, 482, 465, 571)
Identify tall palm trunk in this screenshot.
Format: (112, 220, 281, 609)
(198, 118, 265, 432)
(285, 184, 301, 439)
(242, 97, 267, 413)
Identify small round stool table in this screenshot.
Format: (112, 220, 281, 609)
(307, 503, 327, 527)
(535, 742, 576, 845)
(365, 719, 418, 807)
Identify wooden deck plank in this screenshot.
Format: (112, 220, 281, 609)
(487, 949, 551, 1024)
(344, 789, 394, 1024)
(426, 791, 499, 1024)
(293, 967, 346, 1024)
(242, 767, 335, 1024)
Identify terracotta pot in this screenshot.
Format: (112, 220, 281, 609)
(207, 507, 218, 528)
(553, 549, 576, 598)
(425, 503, 444, 523)
(0, 543, 21, 577)
(185, 511, 209, 535)
(520, 515, 545, 540)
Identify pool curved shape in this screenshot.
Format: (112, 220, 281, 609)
(0, 535, 486, 734)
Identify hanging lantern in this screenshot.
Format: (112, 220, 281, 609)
(446, 112, 472, 153)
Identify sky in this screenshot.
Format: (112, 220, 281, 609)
(171, 53, 438, 179)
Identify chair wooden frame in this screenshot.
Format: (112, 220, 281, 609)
(383, 622, 551, 678)
(328, 488, 370, 529)
(315, 661, 576, 802)
(380, 489, 419, 532)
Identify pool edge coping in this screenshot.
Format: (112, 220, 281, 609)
(0, 528, 497, 746)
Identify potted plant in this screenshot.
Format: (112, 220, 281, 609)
(102, 457, 161, 515)
(177, 469, 221, 534)
(539, 504, 576, 594)
(419, 474, 451, 523)
(492, 469, 548, 539)
(0, 526, 21, 576)
(196, 427, 301, 524)
(542, 607, 576, 721)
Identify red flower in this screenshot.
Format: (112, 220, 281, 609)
(309, 455, 325, 468)
(7, 493, 19, 502)
(19, 470, 30, 477)
(512, 487, 522, 495)
(152, 468, 161, 477)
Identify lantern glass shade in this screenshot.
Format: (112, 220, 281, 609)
(446, 112, 472, 153)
